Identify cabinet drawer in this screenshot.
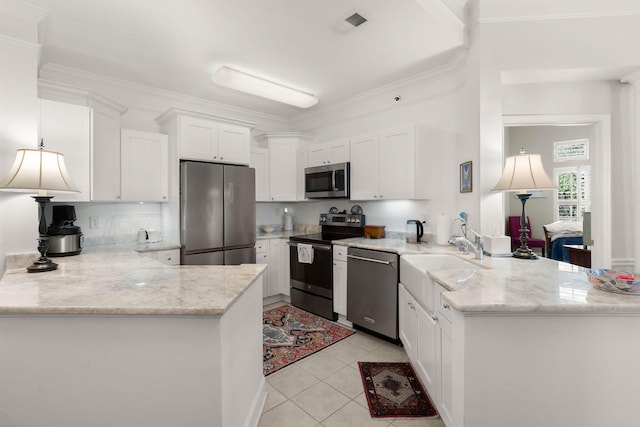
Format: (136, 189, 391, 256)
(333, 245, 347, 261)
(255, 241, 268, 253)
(436, 282, 453, 322)
(156, 249, 180, 266)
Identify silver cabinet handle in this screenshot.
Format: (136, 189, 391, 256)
(347, 254, 391, 265)
(442, 302, 451, 310)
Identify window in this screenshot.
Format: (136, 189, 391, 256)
(554, 139, 589, 162)
(553, 138, 591, 222)
(554, 165, 591, 221)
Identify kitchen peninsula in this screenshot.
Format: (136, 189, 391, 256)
(335, 237, 640, 427)
(0, 247, 266, 427)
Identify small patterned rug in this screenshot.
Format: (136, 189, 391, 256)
(358, 362, 439, 418)
(263, 305, 354, 376)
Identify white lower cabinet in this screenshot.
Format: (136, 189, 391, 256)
(138, 249, 180, 266)
(399, 284, 435, 391)
(260, 239, 290, 298)
(256, 241, 269, 297)
(332, 246, 347, 316)
(399, 281, 458, 426)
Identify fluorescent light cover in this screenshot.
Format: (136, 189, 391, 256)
(493, 148, 555, 192)
(0, 148, 79, 193)
(211, 66, 318, 109)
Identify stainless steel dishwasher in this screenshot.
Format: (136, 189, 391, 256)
(346, 247, 399, 341)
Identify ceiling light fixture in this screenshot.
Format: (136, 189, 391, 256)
(211, 66, 318, 109)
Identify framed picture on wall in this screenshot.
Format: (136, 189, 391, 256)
(460, 161, 472, 193)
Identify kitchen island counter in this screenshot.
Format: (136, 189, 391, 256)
(0, 245, 266, 315)
(0, 246, 266, 427)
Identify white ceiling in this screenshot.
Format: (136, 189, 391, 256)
(30, 0, 466, 119)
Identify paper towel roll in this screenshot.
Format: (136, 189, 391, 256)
(436, 214, 450, 245)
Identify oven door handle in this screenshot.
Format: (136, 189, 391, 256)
(289, 242, 332, 251)
(347, 254, 392, 265)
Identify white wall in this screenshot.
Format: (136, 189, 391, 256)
(0, 5, 46, 276)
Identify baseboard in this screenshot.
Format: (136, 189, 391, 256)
(611, 258, 635, 272)
(262, 294, 290, 306)
(245, 377, 267, 427)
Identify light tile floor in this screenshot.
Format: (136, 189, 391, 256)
(260, 303, 445, 427)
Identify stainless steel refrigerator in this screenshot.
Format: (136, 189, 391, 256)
(180, 161, 256, 265)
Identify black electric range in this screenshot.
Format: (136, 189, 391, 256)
(289, 213, 365, 320)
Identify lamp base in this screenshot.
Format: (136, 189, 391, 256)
(27, 256, 58, 273)
(512, 247, 538, 260)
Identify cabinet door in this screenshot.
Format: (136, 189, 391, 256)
(379, 126, 415, 199)
(39, 99, 91, 202)
(349, 133, 379, 200)
(268, 239, 290, 296)
(250, 147, 270, 202)
(218, 123, 250, 165)
(178, 116, 218, 161)
(332, 260, 347, 316)
(269, 140, 298, 201)
(256, 249, 270, 297)
(156, 249, 180, 266)
(296, 147, 308, 201)
(307, 144, 328, 167)
(121, 129, 169, 201)
(398, 284, 417, 361)
(327, 138, 350, 164)
(91, 102, 122, 201)
(437, 314, 454, 427)
(415, 302, 437, 392)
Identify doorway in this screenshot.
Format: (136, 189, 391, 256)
(503, 114, 611, 268)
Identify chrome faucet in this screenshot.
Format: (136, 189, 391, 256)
(449, 230, 484, 260)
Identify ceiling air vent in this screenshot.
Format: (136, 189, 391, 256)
(331, 10, 369, 34)
(345, 12, 367, 28)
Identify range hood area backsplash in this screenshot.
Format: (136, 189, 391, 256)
(257, 199, 447, 235)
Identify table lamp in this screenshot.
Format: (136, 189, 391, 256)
(0, 140, 79, 272)
(493, 147, 555, 259)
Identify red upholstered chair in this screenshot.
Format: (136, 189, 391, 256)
(508, 216, 546, 257)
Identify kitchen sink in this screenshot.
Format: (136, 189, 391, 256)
(400, 254, 481, 312)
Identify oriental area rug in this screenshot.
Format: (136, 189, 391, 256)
(263, 305, 354, 376)
(358, 361, 439, 419)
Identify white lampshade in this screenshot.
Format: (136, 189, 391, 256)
(493, 149, 555, 192)
(0, 148, 79, 193)
(211, 66, 318, 109)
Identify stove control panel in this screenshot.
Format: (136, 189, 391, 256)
(319, 213, 365, 227)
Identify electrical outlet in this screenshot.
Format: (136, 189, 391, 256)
(90, 216, 100, 229)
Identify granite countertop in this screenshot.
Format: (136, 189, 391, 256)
(135, 242, 181, 252)
(256, 230, 312, 240)
(334, 236, 640, 315)
(0, 246, 266, 316)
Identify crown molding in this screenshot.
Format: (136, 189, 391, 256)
(39, 63, 290, 125)
(479, 9, 640, 24)
(155, 107, 257, 129)
(0, 0, 48, 22)
(291, 47, 468, 123)
(621, 70, 640, 85)
(38, 79, 128, 114)
(0, 33, 40, 49)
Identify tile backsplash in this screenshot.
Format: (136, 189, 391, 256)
(52, 202, 164, 247)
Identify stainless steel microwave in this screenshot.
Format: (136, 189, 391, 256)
(305, 162, 350, 199)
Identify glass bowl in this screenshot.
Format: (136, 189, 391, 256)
(586, 269, 640, 295)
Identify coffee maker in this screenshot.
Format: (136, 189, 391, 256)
(47, 205, 83, 256)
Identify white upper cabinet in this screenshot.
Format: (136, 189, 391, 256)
(39, 99, 91, 202)
(256, 133, 313, 202)
(38, 81, 128, 202)
(250, 146, 270, 202)
(120, 129, 169, 202)
(307, 138, 350, 167)
(156, 108, 256, 166)
(349, 132, 380, 200)
(350, 125, 432, 201)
